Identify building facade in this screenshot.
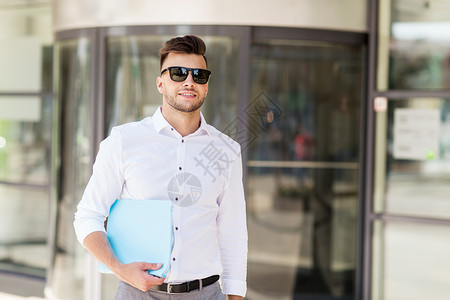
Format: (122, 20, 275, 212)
(0, 1, 449, 299)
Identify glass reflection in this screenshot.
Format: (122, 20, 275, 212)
(247, 40, 362, 299)
(48, 38, 91, 300)
(0, 184, 49, 276)
(0, 96, 52, 185)
(0, 96, 51, 276)
(382, 0, 450, 90)
(375, 98, 450, 219)
(105, 35, 238, 134)
(0, 0, 53, 281)
(372, 221, 450, 300)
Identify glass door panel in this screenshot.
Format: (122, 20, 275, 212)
(102, 33, 241, 299)
(48, 37, 92, 300)
(247, 39, 363, 299)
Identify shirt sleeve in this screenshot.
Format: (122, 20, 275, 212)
(73, 128, 124, 246)
(216, 147, 248, 296)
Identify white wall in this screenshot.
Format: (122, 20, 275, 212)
(54, 0, 368, 32)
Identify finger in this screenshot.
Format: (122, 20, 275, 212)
(143, 262, 162, 270)
(139, 275, 165, 291)
(150, 276, 165, 284)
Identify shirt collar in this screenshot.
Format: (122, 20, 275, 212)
(152, 106, 211, 136)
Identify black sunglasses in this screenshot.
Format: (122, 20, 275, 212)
(161, 66, 211, 84)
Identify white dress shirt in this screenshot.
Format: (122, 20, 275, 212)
(73, 107, 248, 296)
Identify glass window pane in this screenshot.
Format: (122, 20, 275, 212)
(247, 39, 362, 299)
(378, 0, 450, 90)
(374, 98, 450, 219)
(105, 35, 238, 134)
(0, 184, 49, 276)
(0, 96, 52, 185)
(0, 5, 53, 92)
(372, 221, 450, 300)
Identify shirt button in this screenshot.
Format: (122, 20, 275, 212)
(175, 197, 178, 201)
(175, 227, 178, 230)
(181, 139, 184, 143)
(171, 128, 174, 131)
(172, 258, 176, 261)
(179, 167, 182, 170)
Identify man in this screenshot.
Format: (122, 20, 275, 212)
(74, 35, 247, 300)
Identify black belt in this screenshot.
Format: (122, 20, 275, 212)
(154, 275, 220, 294)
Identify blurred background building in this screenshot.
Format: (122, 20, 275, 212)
(0, 0, 449, 299)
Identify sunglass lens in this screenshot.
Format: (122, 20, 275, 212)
(169, 67, 188, 82)
(193, 69, 210, 84)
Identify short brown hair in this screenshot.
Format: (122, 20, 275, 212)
(159, 35, 207, 68)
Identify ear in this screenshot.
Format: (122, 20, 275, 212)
(156, 76, 164, 94)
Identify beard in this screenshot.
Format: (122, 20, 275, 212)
(165, 89, 206, 113)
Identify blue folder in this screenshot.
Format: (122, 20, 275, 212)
(98, 199, 173, 278)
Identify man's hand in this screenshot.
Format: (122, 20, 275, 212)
(113, 261, 165, 292)
(227, 295, 243, 300)
(83, 232, 165, 292)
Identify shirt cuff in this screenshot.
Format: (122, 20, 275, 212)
(221, 278, 247, 297)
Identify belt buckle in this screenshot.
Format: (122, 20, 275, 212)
(167, 283, 175, 294)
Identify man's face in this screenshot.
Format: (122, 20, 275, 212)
(157, 53, 209, 113)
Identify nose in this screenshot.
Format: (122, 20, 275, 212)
(182, 71, 196, 86)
